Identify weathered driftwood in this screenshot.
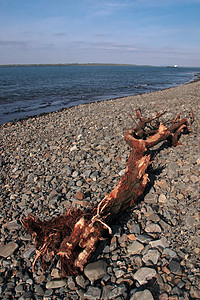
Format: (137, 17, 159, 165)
(22, 109, 194, 276)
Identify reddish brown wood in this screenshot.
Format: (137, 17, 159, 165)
(22, 109, 193, 276)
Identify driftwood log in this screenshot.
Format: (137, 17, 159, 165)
(22, 109, 194, 276)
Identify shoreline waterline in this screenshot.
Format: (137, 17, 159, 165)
(1, 78, 200, 127)
(1, 65, 200, 125)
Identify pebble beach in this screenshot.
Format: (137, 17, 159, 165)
(0, 80, 200, 299)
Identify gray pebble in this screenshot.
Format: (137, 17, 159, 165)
(133, 267, 157, 285)
(127, 241, 144, 255)
(84, 260, 107, 282)
(0, 242, 18, 258)
(84, 286, 101, 300)
(168, 260, 182, 275)
(46, 280, 67, 289)
(23, 247, 35, 259)
(142, 249, 160, 265)
(130, 289, 154, 300)
(34, 284, 45, 296)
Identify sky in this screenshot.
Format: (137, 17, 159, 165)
(0, 0, 200, 67)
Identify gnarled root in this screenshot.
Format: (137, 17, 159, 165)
(22, 109, 194, 276)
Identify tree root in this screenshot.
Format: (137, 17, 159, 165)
(22, 109, 194, 276)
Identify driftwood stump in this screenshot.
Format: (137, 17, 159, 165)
(22, 109, 194, 276)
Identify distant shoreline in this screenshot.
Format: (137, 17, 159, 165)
(0, 63, 153, 68)
(1, 63, 200, 68)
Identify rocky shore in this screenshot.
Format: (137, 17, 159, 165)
(0, 81, 199, 299)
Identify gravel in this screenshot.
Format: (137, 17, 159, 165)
(0, 80, 199, 299)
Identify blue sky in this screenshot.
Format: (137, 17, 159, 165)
(0, 0, 200, 66)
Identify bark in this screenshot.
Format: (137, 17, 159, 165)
(22, 109, 194, 276)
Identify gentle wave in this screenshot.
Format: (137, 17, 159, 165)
(0, 65, 200, 124)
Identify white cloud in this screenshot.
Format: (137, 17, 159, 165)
(53, 33, 67, 37)
(0, 40, 30, 48)
(85, 0, 130, 16)
(86, 0, 200, 15)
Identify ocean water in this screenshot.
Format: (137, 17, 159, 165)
(0, 65, 200, 124)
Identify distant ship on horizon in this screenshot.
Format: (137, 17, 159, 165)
(167, 64, 178, 68)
